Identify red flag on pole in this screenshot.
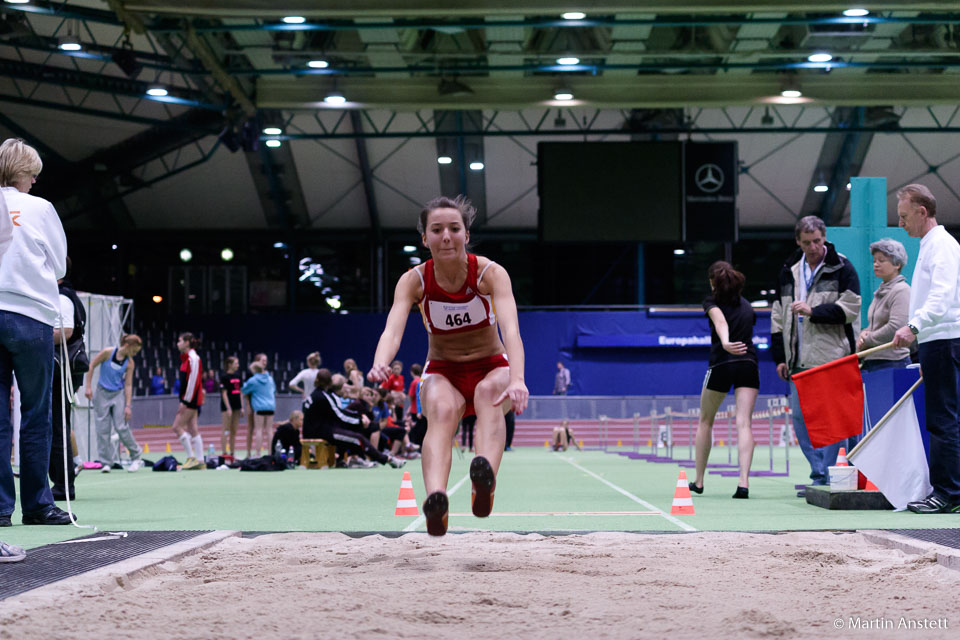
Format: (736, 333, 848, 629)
(792, 354, 864, 448)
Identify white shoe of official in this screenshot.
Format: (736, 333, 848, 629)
(128, 459, 144, 472)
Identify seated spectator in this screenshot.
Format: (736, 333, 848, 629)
(302, 368, 405, 469)
(271, 410, 303, 464)
(203, 368, 217, 394)
(342, 358, 365, 396)
(552, 420, 580, 451)
(379, 359, 405, 393)
(149, 367, 166, 395)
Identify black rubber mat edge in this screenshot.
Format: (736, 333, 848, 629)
(0, 530, 212, 601)
(888, 528, 960, 551)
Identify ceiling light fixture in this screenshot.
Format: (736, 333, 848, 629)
(265, 139, 282, 148)
(674, 249, 686, 256)
(179, 248, 192, 263)
(781, 89, 802, 98)
(469, 161, 484, 171)
(437, 156, 453, 165)
(58, 35, 82, 52)
(146, 85, 168, 97)
(324, 90, 346, 106)
(221, 248, 234, 262)
(807, 52, 833, 63)
(307, 59, 329, 69)
(282, 16, 306, 24)
(554, 87, 574, 101)
(556, 56, 580, 66)
(561, 12, 586, 20)
(262, 126, 282, 136)
(842, 8, 869, 18)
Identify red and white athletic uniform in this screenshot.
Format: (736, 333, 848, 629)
(415, 253, 508, 416)
(179, 348, 204, 410)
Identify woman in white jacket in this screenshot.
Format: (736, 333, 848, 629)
(0, 138, 73, 528)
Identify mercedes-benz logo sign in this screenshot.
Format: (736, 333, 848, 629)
(695, 164, 724, 193)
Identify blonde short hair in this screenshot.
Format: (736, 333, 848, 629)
(0, 139, 42, 188)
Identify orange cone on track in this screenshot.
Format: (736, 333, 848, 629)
(670, 470, 696, 515)
(835, 447, 849, 466)
(394, 471, 419, 516)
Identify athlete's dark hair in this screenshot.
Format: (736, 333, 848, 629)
(708, 261, 745, 305)
(178, 332, 201, 349)
(417, 195, 477, 235)
(314, 368, 333, 391)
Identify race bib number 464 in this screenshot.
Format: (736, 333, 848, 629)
(429, 297, 489, 330)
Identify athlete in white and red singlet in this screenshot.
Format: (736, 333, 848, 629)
(369, 195, 528, 536)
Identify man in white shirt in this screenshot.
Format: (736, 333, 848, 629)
(0, 138, 73, 527)
(0, 188, 11, 262)
(892, 184, 960, 514)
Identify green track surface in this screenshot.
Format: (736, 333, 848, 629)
(5, 448, 957, 550)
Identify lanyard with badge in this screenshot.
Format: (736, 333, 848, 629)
(797, 260, 821, 357)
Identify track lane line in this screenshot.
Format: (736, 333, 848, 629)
(562, 456, 697, 532)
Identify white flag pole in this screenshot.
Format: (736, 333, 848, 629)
(848, 375, 923, 460)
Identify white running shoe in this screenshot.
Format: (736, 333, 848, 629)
(0, 541, 25, 563)
(100, 465, 111, 473)
(128, 459, 144, 472)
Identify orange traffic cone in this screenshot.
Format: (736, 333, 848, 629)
(864, 477, 880, 491)
(143, 443, 150, 454)
(835, 447, 849, 466)
(165, 442, 171, 453)
(394, 471, 419, 516)
(670, 470, 696, 515)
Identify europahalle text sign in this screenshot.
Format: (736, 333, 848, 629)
(576, 334, 769, 349)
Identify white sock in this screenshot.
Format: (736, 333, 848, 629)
(179, 433, 194, 458)
(192, 435, 204, 459)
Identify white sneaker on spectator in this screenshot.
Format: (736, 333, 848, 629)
(0, 541, 25, 563)
(128, 459, 144, 472)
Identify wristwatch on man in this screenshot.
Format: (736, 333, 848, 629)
(907, 323, 919, 336)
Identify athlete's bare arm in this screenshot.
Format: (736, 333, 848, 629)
(84, 347, 113, 400)
(369, 270, 422, 382)
(482, 263, 529, 414)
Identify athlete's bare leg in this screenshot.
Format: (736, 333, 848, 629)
(420, 375, 465, 495)
(472, 366, 511, 475)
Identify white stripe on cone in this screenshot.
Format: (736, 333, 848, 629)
(672, 498, 694, 506)
(401, 480, 414, 488)
(676, 480, 688, 488)
(396, 499, 418, 508)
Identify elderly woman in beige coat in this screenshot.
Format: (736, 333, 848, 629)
(857, 238, 912, 371)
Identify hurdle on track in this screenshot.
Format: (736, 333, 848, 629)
(535, 394, 792, 477)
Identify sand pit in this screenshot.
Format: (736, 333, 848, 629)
(2, 531, 957, 639)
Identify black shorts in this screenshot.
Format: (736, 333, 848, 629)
(180, 398, 201, 411)
(703, 361, 759, 393)
(256, 410, 275, 416)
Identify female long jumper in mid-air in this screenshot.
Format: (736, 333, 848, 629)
(369, 195, 528, 536)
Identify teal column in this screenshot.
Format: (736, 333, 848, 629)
(827, 177, 919, 326)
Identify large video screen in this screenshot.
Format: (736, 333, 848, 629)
(537, 142, 683, 243)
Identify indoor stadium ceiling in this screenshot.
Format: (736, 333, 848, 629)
(0, 1, 958, 231)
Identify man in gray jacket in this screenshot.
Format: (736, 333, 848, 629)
(771, 216, 861, 493)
